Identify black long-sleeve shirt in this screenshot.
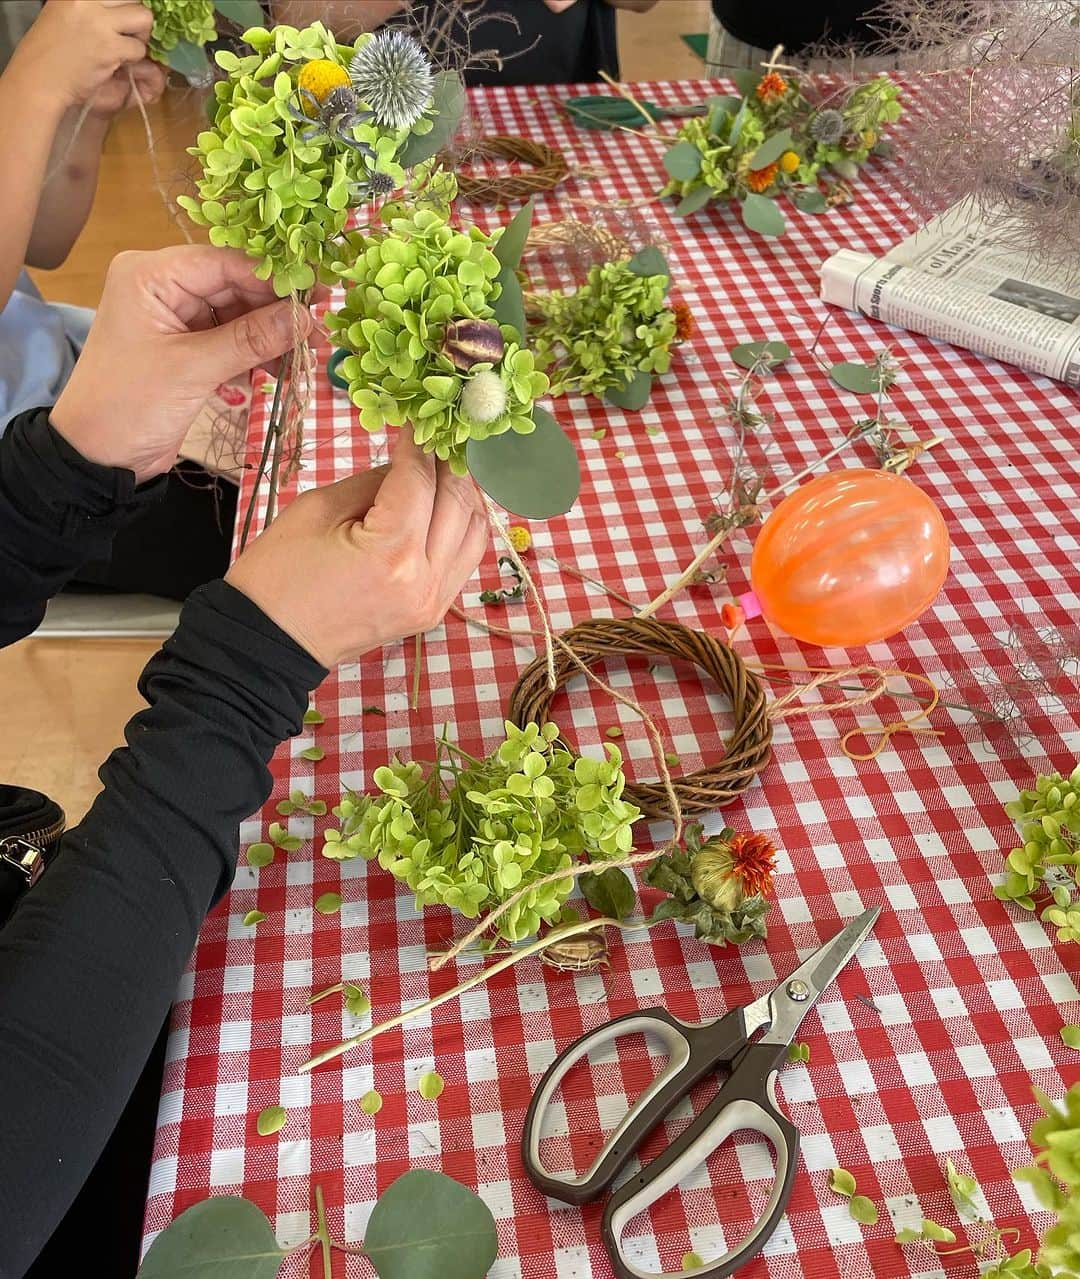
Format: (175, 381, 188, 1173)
(0, 409, 327, 1277)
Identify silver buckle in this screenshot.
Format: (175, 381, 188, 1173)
(0, 837, 45, 889)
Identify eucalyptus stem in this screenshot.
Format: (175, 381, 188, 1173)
(314, 1185, 332, 1279)
(299, 915, 638, 1072)
(239, 366, 287, 551)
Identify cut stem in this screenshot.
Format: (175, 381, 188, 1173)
(411, 631, 424, 710)
(239, 367, 287, 551)
(314, 1185, 332, 1279)
(299, 916, 634, 1071)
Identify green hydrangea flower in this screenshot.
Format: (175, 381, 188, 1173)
(177, 23, 437, 296)
(326, 207, 549, 473)
(320, 721, 642, 943)
(143, 0, 216, 62)
(529, 259, 677, 399)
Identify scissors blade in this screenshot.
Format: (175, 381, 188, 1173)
(759, 906, 880, 1047)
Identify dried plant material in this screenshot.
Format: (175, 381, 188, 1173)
(814, 0, 1080, 274)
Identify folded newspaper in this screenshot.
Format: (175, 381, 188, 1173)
(820, 203, 1080, 389)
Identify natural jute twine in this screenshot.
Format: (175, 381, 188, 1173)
(508, 616, 773, 818)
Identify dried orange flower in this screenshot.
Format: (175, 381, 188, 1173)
(507, 525, 532, 553)
(727, 831, 777, 899)
(673, 301, 694, 342)
(756, 72, 788, 103)
(745, 161, 779, 193)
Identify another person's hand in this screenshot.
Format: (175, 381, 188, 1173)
(13, 1, 154, 112)
(87, 59, 168, 119)
(226, 434, 487, 667)
(51, 245, 320, 484)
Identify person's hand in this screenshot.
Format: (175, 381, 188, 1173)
(13, 1, 154, 113)
(51, 245, 321, 484)
(86, 59, 168, 119)
(226, 434, 487, 667)
(543, 0, 579, 11)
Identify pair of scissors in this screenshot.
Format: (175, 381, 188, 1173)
(522, 906, 880, 1279)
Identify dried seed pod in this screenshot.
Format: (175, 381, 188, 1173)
(541, 932, 610, 971)
(442, 319, 505, 371)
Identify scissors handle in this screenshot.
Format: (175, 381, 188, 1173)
(601, 1041, 799, 1279)
(522, 1006, 748, 1206)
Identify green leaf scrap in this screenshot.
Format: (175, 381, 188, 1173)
(418, 1071, 445, 1101)
(829, 361, 888, 395)
(580, 866, 636, 921)
(787, 1042, 810, 1063)
(849, 1195, 879, 1225)
(256, 1105, 287, 1137)
(682, 1253, 704, 1271)
(830, 1168, 857, 1197)
(246, 843, 275, 868)
(730, 340, 790, 371)
(315, 892, 342, 915)
(243, 910, 267, 927)
(136, 1196, 286, 1279)
(1061, 1025, 1080, 1050)
(365, 1169, 497, 1279)
(944, 1156, 980, 1214)
(303, 708, 325, 726)
(360, 1090, 383, 1116)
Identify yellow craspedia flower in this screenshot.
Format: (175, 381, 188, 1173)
(779, 150, 800, 174)
(507, 525, 532, 553)
(297, 59, 351, 112)
(861, 129, 878, 147)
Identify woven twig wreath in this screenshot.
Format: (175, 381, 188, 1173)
(447, 136, 574, 204)
(507, 617, 773, 820)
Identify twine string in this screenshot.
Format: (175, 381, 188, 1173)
(128, 68, 193, 244)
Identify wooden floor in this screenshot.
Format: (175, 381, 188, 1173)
(0, 2, 710, 823)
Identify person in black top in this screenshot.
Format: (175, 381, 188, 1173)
(0, 243, 486, 1278)
(268, 0, 658, 84)
(707, 0, 897, 73)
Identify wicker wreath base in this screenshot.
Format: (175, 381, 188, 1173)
(507, 617, 772, 820)
(447, 136, 571, 204)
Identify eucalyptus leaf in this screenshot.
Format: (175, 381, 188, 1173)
(466, 405, 580, 519)
(364, 1169, 498, 1279)
(676, 186, 714, 217)
(396, 72, 465, 168)
(625, 246, 670, 281)
(604, 369, 653, 411)
(491, 265, 525, 338)
(730, 340, 790, 370)
(731, 69, 761, 98)
(166, 39, 211, 80)
(580, 867, 636, 920)
(794, 189, 829, 214)
(494, 198, 534, 270)
(137, 1197, 286, 1279)
(706, 94, 740, 132)
(829, 361, 886, 394)
(211, 0, 265, 26)
(741, 194, 785, 238)
(663, 141, 703, 182)
(749, 128, 794, 169)
(728, 98, 749, 146)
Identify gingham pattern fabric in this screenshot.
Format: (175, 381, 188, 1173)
(143, 82, 1080, 1278)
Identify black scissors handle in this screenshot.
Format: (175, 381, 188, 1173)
(602, 1041, 799, 1279)
(522, 1006, 748, 1206)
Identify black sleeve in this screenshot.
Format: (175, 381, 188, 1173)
(0, 579, 327, 1278)
(0, 407, 166, 648)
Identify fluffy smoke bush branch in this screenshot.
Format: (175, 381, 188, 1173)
(811, 0, 1080, 271)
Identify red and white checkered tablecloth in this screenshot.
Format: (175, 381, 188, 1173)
(143, 82, 1080, 1278)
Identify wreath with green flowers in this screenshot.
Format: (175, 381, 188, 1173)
(662, 69, 902, 236)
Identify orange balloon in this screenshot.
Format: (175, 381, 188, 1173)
(749, 469, 950, 647)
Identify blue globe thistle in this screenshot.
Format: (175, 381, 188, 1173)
(809, 109, 845, 144)
(350, 30, 434, 130)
